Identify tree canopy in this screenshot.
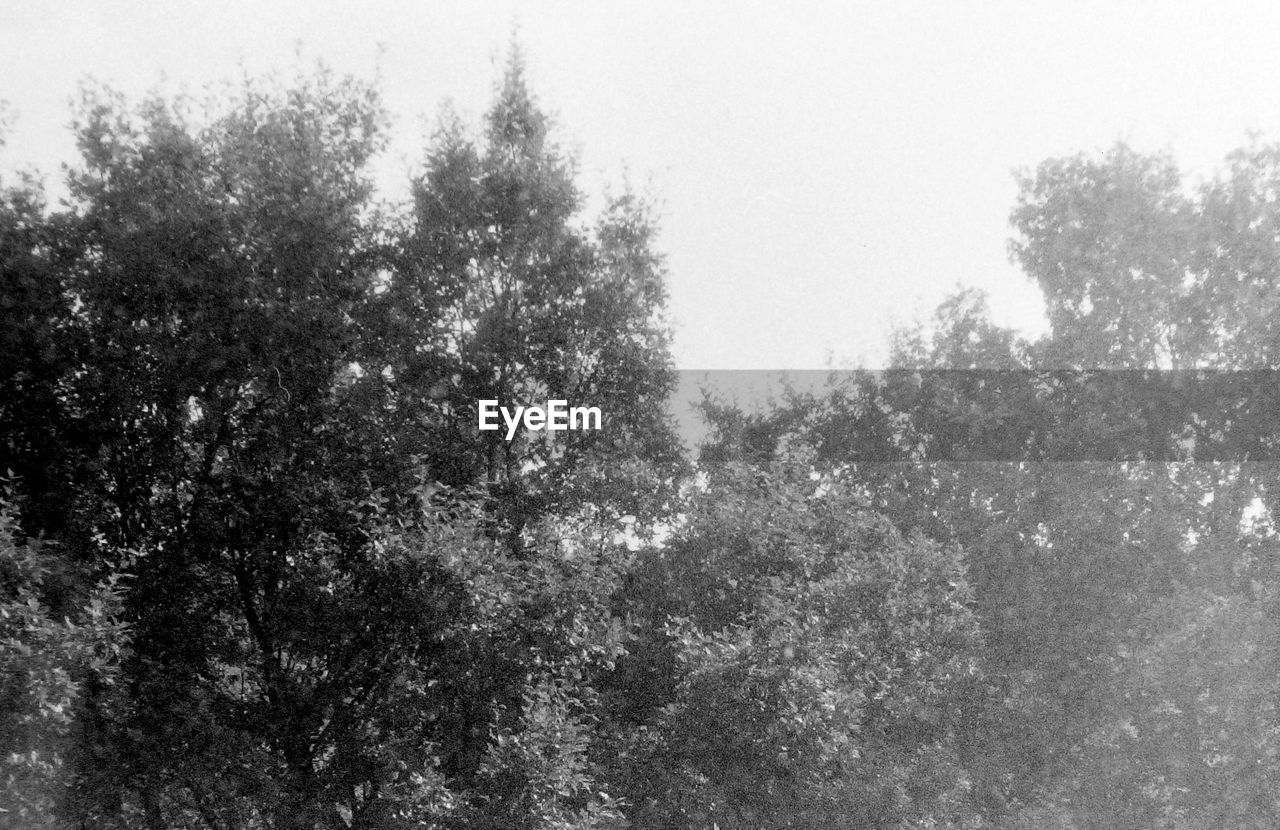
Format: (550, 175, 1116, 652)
(7, 50, 1280, 830)
(691, 139, 1280, 827)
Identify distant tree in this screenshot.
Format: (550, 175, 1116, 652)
(686, 141, 1280, 827)
(1009, 144, 1196, 368)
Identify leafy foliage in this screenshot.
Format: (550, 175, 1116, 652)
(0, 493, 128, 826)
(690, 140, 1280, 828)
(0, 54, 677, 829)
(607, 457, 982, 829)
(14, 44, 1280, 830)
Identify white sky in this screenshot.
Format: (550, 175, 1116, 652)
(4, 1, 1280, 369)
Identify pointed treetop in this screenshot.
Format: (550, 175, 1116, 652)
(486, 39, 547, 151)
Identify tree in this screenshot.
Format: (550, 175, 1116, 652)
(606, 456, 983, 829)
(694, 140, 1280, 828)
(1009, 144, 1197, 369)
(393, 49, 685, 538)
(0, 53, 682, 829)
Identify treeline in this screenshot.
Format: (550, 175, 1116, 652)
(5, 55, 1280, 829)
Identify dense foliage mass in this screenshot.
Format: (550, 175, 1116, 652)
(1, 56, 680, 829)
(697, 143, 1280, 826)
(6, 53, 1280, 829)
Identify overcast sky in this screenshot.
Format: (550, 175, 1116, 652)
(4, 2, 1280, 369)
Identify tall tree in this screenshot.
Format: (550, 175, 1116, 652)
(393, 50, 685, 538)
(0, 54, 681, 829)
